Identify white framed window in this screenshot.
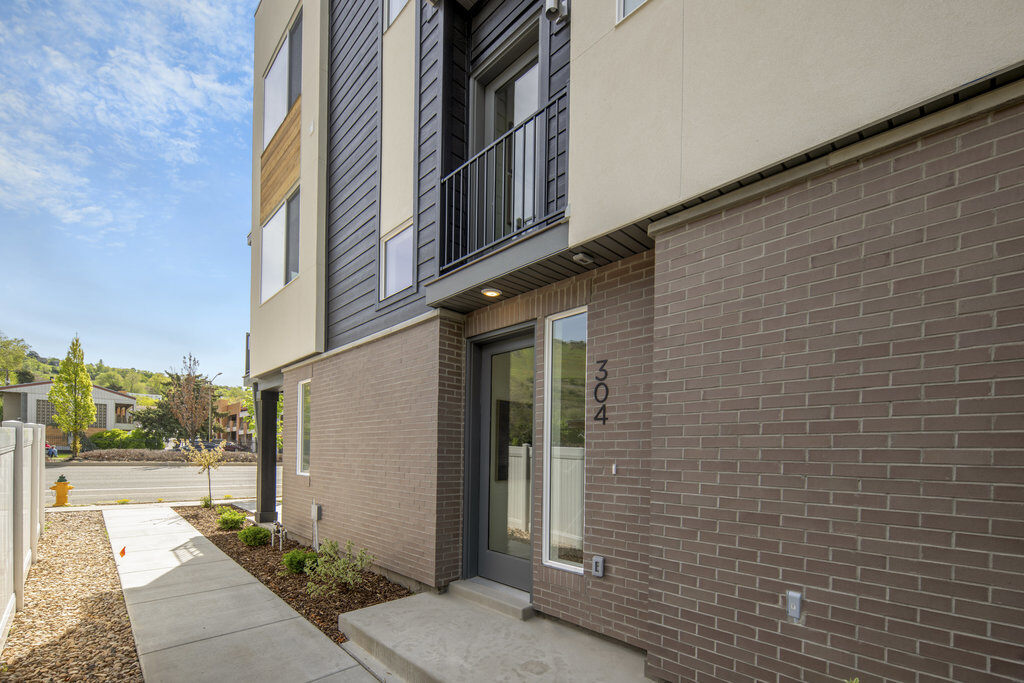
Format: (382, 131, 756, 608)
(542, 307, 587, 573)
(260, 189, 300, 303)
(297, 379, 311, 475)
(385, 0, 409, 28)
(617, 0, 648, 22)
(263, 11, 303, 148)
(380, 221, 414, 299)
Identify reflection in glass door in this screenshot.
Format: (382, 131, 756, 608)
(476, 336, 534, 591)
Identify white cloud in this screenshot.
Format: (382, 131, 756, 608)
(0, 0, 255, 240)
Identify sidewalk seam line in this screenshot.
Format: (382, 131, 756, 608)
(137, 616, 303, 656)
(125, 579, 260, 606)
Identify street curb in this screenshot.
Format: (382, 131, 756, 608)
(45, 498, 265, 513)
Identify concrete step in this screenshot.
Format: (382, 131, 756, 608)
(446, 577, 534, 620)
(338, 592, 646, 683)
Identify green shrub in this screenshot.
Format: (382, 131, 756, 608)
(306, 540, 374, 596)
(90, 429, 161, 450)
(200, 495, 212, 508)
(238, 525, 271, 547)
(216, 506, 245, 530)
(282, 548, 318, 575)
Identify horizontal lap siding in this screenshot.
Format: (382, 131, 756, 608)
(648, 102, 1024, 683)
(326, 0, 431, 351)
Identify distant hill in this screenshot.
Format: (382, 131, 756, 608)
(18, 349, 247, 400)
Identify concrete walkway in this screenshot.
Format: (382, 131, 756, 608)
(103, 506, 375, 682)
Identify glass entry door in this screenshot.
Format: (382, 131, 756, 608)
(475, 335, 534, 591)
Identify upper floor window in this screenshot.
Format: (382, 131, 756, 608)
(261, 190, 300, 303)
(385, 0, 409, 28)
(618, 0, 648, 21)
(263, 11, 303, 149)
(381, 221, 414, 299)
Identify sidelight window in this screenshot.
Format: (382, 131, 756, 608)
(543, 307, 587, 571)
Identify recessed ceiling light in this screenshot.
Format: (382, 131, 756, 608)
(481, 287, 502, 298)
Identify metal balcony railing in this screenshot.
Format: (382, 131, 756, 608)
(440, 90, 568, 274)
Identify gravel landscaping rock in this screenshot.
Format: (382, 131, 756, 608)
(174, 505, 411, 644)
(1, 511, 142, 681)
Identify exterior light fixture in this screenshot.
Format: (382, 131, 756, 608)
(481, 287, 502, 298)
(571, 252, 594, 266)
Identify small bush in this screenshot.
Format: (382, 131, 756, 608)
(116, 499, 130, 505)
(216, 506, 245, 530)
(282, 548, 318, 575)
(222, 494, 233, 499)
(238, 525, 271, 547)
(306, 540, 374, 596)
(200, 495, 212, 508)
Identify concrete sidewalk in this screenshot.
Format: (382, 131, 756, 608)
(103, 506, 375, 682)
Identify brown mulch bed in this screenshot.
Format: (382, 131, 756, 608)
(1, 511, 142, 681)
(65, 449, 257, 463)
(172, 505, 411, 644)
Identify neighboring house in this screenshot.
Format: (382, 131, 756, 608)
(0, 381, 138, 449)
(247, 2, 1024, 681)
(213, 398, 253, 449)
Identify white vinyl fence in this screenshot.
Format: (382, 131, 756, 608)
(0, 421, 46, 654)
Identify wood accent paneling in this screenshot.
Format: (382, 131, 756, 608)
(260, 95, 301, 225)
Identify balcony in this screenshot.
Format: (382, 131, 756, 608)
(439, 89, 569, 275)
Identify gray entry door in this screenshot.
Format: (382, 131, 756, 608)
(475, 335, 534, 591)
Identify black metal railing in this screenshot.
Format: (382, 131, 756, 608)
(440, 90, 568, 273)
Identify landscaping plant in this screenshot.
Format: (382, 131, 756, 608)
(282, 548, 318, 575)
(238, 525, 271, 547)
(306, 540, 374, 596)
(215, 506, 245, 530)
(185, 440, 226, 502)
(200, 495, 212, 508)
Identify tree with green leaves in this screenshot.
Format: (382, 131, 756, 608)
(242, 391, 283, 452)
(185, 440, 226, 502)
(15, 369, 34, 384)
(132, 399, 186, 445)
(0, 332, 30, 385)
(49, 336, 97, 457)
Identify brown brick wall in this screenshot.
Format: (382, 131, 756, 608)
(465, 251, 655, 649)
(281, 314, 464, 588)
(647, 102, 1024, 682)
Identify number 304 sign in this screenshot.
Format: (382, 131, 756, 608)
(593, 359, 609, 425)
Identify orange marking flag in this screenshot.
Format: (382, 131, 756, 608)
(119, 547, 126, 557)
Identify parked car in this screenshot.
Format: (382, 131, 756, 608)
(223, 441, 242, 452)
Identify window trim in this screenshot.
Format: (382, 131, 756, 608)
(616, 0, 649, 23)
(379, 219, 416, 301)
(296, 379, 311, 476)
(542, 306, 588, 574)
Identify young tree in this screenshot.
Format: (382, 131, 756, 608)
(0, 332, 30, 385)
(166, 355, 213, 441)
(185, 440, 226, 502)
(49, 336, 97, 457)
(15, 368, 34, 384)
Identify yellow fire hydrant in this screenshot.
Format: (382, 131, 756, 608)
(50, 476, 73, 507)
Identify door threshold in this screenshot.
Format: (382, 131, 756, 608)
(447, 577, 534, 620)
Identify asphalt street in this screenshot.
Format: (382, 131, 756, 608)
(44, 463, 283, 506)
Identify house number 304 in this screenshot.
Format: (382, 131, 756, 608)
(593, 359, 609, 425)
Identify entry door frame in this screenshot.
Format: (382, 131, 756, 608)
(463, 321, 536, 591)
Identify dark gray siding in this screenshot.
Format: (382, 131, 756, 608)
(325, 0, 431, 350)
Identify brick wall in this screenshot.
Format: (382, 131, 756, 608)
(647, 102, 1024, 682)
(281, 314, 464, 588)
(465, 251, 655, 649)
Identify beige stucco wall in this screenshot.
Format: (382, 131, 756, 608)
(250, 0, 328, 379)
(568, 0, 1024, 246)
(380, 2, 417, 236)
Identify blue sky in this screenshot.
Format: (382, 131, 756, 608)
(0, 0, 257, 384)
